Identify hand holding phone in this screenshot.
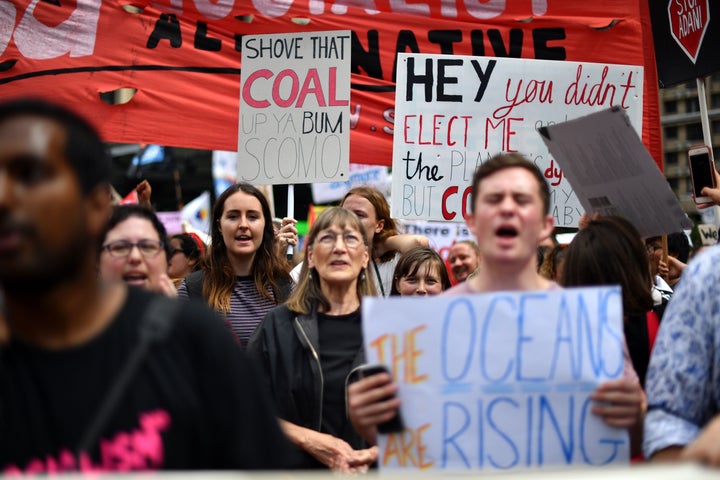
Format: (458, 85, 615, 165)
(353, 364, 405, 434)
(688, 145, 717, 206)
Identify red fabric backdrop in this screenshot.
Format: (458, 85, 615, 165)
(0, 0, 662, 169)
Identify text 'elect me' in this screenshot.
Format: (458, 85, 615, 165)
(391, 54, 643, 228)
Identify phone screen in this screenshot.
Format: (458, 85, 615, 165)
(691, 151, 714, 197)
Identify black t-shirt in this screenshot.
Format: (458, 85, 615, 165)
(0, 287, 291, 473)
(317, 309, 362, 444)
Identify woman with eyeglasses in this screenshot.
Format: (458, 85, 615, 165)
(290, 186, 428, 296)
(247, 207, 377, 473)
(99, 204, 177, 297)
(177, 183, 292, 347)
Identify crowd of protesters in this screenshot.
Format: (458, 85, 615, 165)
(1, 97, 720, 473)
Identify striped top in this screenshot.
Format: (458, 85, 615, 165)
(178, 275, 277, 347)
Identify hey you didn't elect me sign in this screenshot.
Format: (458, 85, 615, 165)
(362, 286, 629, 472)
(391, 54, 643, 227)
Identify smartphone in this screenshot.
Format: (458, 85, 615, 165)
(688, 145, 716, 205)
(355, 364, 405, 433)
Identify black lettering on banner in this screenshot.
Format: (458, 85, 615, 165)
(194, 21, 222, 52)
(147, 14, 182, 49)
(346, 28, 567, 86)
(428, 30, 463, 54)
(533, 28, 567, 60)
(393, 30, 421, 83)
(470, 30, 486, 56)
(488, 28, 523, 57)
(351, 30, 383, 79)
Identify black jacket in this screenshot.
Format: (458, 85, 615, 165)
(247, 304, 367, 468)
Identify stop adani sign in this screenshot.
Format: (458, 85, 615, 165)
(669, 0, 710, 63)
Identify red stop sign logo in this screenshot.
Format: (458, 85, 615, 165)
(668, 0, 710, 63)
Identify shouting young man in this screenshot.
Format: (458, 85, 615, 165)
(349, 153, 643, 453)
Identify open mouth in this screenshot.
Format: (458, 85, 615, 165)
(496, 226, 519, 238)
(123, 272, 148, 285)
(236, 235, 252, 242)
(330, 260, 349, 267)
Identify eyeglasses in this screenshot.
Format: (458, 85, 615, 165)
(103, 239, 164, 258)
(168, 247, 185, 257)
(314, 231, 363, 250)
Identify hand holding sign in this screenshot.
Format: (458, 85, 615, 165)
(590, 378, 644, 428)
(274, 216, 298, 257)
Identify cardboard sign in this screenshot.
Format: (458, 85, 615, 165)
(538, 107, 692, 237)
(238, 31, 351, 184)
(391, 54, 643, 227)
(1, 2, 662, 169)
(362, 286, 628, 472)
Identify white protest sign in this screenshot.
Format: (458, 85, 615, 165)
(311, 163, 390, 204)
(362, 286, 628, 472)
(698, 224, 718, 246)
(391, 54, 643, 227)
(400, 220, 474, 259)
(239, 31, 351, 184)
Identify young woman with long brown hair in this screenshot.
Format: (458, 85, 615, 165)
(178, 183, 292, 346)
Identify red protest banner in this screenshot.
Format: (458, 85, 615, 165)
(0, 1, 662, 169)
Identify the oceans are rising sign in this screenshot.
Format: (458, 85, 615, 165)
(391, 54, 643, 227)
(238, 31, 351, 184)
(362, 286, 628, 471)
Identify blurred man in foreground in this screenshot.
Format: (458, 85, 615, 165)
(0, 98, 290, 472)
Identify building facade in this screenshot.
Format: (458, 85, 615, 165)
(660, 73, 720, 212)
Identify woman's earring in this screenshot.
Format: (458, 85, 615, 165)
(359, 268, 366, 282)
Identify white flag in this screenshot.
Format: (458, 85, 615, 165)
(181, 191, 211, 236)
